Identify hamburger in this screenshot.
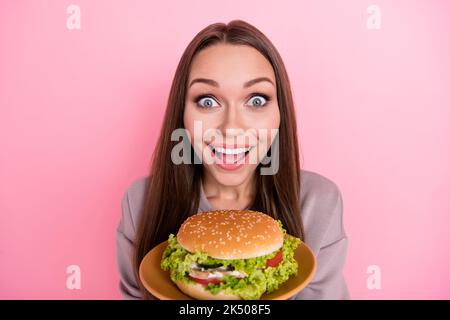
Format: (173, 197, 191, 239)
(160, 210, 301, 300)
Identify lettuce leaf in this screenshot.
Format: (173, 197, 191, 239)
(160, 220, 301, 300)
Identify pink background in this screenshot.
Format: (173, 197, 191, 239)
(1, 0, 449, 299)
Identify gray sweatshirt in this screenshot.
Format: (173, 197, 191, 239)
(116, 169, 350, 300)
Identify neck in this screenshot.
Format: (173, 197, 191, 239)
(202, 171, 256, 203)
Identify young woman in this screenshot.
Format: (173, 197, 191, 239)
(116, 20, 350, 300)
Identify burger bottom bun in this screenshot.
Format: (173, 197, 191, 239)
(175, 279, 241, 300)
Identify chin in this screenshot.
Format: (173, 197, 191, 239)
(207, 164, 257, 186)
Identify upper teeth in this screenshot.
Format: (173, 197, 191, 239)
(213, 147, 250, 155)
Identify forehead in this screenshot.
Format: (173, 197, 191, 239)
(188, 43, 276, 86)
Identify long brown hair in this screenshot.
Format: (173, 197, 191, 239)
(134, 20, 304, 299)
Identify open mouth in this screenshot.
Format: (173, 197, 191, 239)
(207, 145, 254, 165)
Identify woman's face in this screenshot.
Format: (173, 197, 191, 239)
(183, 43, 280, 187)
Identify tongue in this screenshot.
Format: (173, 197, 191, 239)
(222, 152, 246, 164)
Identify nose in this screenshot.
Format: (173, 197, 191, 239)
(218, 104, 244, 137)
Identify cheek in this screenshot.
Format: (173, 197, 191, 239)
(269, 108, 280, 141)
(250, 107, 280, 161)
(183, 106, 197, 149)
(246, 104, 280, 130)
(264, 105, 281, 129)
(253, 106, 280, 140)
(183, 104, 194, 132)
(183, 106, 214, 147)
(183, 106, 201, 137)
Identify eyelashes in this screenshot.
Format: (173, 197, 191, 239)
(194, 93, 272, 109)
(194, 95, 219, 108)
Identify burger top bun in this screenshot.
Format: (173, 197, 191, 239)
(176, 210, 284, 259)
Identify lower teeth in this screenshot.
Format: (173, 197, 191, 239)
(216, 152, 247, 164)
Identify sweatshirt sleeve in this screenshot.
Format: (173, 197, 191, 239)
(115, 190, 144, 300)
(293, 183, 351, 300)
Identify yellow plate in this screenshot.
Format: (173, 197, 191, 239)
(139, 240, 317, 300)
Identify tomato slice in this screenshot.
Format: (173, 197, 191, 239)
(266, 250, 283, 268)
(190, 276, 223, 286)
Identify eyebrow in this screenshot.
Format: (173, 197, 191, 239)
(188, 77, 275, 88)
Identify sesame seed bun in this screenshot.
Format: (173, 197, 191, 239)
(176, 210, 284, 259)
